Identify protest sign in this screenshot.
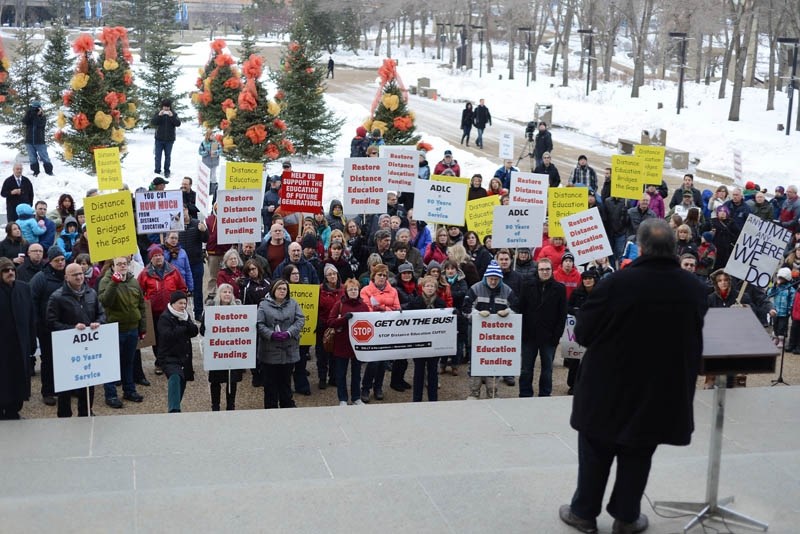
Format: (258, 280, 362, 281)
(548, 187, 588, 238)
(634, 145, 665, 185)
(415, 178, 468, 225)
(52, 323, 120, 393)
(466, 196, 500, 240)
(431, 174, 471, 187)
(217, 189, 262, 244)
(196, 161, 211, 217)
(560, 315, 586, 361)
(292, 284, 320, 346)
(561, 207, 612, 265)
(725, 215, 792, 288)
(733, 149, 743, 185)
(202, 305, 257, 371)
(342, 157, 387, 214)
(84, 191, 138, 262)
(470, 313, 522, 376)
(492, 205, 545, 248)
(280, 171, 324, 213)
(135, 190, 184, 234)
(347, 309, 457, 362)
(94, 147, 123, 190)
(510, 171, 549, 206)
(499, 130, 514, 159)
(225, 161, 263, 190)
(611, 155, 645, 200)
(379, 146, 417, 192)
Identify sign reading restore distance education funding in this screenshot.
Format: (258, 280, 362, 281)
(279, 171, 324, 214)
(52, 323, 120, 393)
(347, 308, 457, 362)
(415, 178, 468, 225)
(548, 187, 588, 238)
(225, 161, 263, 190)
(492, 205, 545, 249)
(379, 146, 417, 192)
(470, 313, 521, 376)
(560, 207, 612, 265)
(342, 157, 387, 214)
(216, 189, 262, 244)
(202, 305, 257, 371)
(291, 283, 320, 346)
(725, 215, 792, 288)
(85, 191, 138, 262)
(94, 146, 123, 190)
(135, 190, 184, 234)
(510, 171, 549, 206)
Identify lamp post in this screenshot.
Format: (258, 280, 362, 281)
(778, 37, 799, 136)
(436, 23, 445, 60)
(454, 24, 465, 68)
(518, 27, 532, 87)
(471, 24, 484, 77)
(669, 32, 688, 115)
(578, 28, 595, 97)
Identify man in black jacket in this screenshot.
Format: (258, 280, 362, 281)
(30, 246, 67, 405)
(22, 101, 54, 176)
(1, 162, 35, 222)
(15, 243, 46, 283)
(533, 121, 553, 167)
(473, 98, 491, 149)
(0, 257, 36, 419)
(559, 219, 708, 534)
(533, 152, 561, 188)
(151, 99, 181, 178)
(178, 207, 208, 320)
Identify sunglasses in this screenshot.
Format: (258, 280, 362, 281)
(1, 267, 15, 273)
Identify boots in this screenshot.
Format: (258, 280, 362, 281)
(30, 162, 40, 177)
(43, 161, 54, 176)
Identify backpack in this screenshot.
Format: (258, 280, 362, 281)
(350, 136, 369, 158)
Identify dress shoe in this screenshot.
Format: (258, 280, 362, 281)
(401, 380, 412, 390)
(558, 505, 598, 533)
(318, 380, 328, 390)
(374, 388, 384, 400)
(42, 396, 56, 406)
(123, 392, 144, 403)
(390, 383, 405, 392)
(612, 513, 648, 534)
(135, 378, 151, 387)
(105, 397, 123, 409)
(360, 390, 370, 404)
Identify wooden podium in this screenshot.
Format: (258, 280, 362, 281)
(655, 308, 779, 532)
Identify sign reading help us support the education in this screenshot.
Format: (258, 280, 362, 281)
(279, 171, 324, 214)
(560, 207, 612, 266)
(724, 215, 792, 288)
(342, 158, 388, 214)
(347, 309, 457, 362)
(216, 189, 262, 245)
(492, 205, 545, 249)
(510, 171, 549, 206)
(135, 190, 184, 234)
(202, 305, 257, 371)
(415, 178, 468, 226)
(499, 130, 514, 160)
(470, 313, 522, 376)
(52, 323, 120, 393)
(379, 146, 417, 192)
(560, 315, 586, 360)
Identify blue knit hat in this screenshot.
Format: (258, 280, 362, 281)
(484, 260, 503, 279)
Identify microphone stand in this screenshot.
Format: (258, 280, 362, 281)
(764, 276, 800, 386)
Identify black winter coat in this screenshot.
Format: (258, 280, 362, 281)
(534, 129, 553, 159)
(0, 237, 26, 261)
(157, 309, 198, 380)
(461, 107, 474, 129)
(30, 265, 66, 328)
(533, 162, 561, 188)
(519, 277, 567, 345)
(46, 283, 106, 332)
(0, 281, 36, 404)
(178, 218, 209, 265)
(571, 255, 709, 447)
(23, 107, 47, 144)
(151, 110, 181, 142)
(15, 258, 45, 283)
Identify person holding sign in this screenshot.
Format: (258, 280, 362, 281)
(46, 262, 106, 418)
(565, 270, 598, 395)
(359, 264, 401, 403)
(200, 284, 244, 411)
(157, 291, 198, 413)
(406, 276, 448, 402)
(0, 257, 36, 420)
(328, 279, 370, 405)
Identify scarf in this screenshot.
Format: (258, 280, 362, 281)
(167, 302, 189, 321)
(165, 243, 181, 261)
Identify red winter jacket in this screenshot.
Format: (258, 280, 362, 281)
(138, 262, 188, 315)
(423, 243, 448, 265)
(553, 267, 581, 301)
(328, 296, 371, 358)
(216, 267, 243, 300)
(318, 282, 344, 331)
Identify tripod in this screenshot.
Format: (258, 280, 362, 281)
(515, 138, 536, 171)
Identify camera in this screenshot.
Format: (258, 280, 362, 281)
(525, 121, 537, 141)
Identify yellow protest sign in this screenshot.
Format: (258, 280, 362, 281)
(292, 283, 320, 346)
(548, 187, 588, 238)
(465, 195, 500, 240)
(634, 145, 666, 186)
(84, 191, 138, 262)
(611, 155, 646, 200)
(225, 161, 264, 190)
(94, 147, 123, 190)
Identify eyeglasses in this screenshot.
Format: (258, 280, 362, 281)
(538, 268, 552, 272)
(114, 262, 128, 266)
(1, 267, 15, 273)
(248, 267, 258, 272)
(543, 156, 551, 159)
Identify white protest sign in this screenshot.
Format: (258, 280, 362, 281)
(733, 149, 743, 186)
(196, 161, 211, 217)
(560, 207, 612, 265)
(560, 314, 586, 361)
(510, 171, 549, 206)
(347, 308, 457, 362)
(470, 313, 522, 376)
(492, 205, 545, 249)
(379, 146, 417, 192)
(342, 157, 387, 214)
(135, 190, 184, 234)
(724, 215, 792, 288)
(217, 189, 262, 244)
(414, 178, 468, 225)
(202, 305, 257, 371)
(52, 323, 120, 393)
(499, 130, 514, 160)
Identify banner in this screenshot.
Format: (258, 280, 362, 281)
(492, 205, 545, 248)
(415, 178, 468, 226)
(217, 189, 262, 244)
(85, 191, 138, 262)
(291, 283, 320, 346)
(510, 171, 549, 206)
(342, 157, 387, 214)
(52, 323, 120, 393)
(634, 145, 665, 185)
(611, 155, 645, 200)
(202, 305, 257, 371)
(94, 146, 123, 190)
(347, 308, 457, 362)
(465, 195, 500, 240)
(196, 161, 211, 217)
(379, 146, 417, 192)
(724, 215, 792, 288)
(548, 187, 588, 238)
(470, 313, 522, 376)
(499, 131, 514, 159)
(560, 314, 586, 360)
(279, 171, 324, 213)
(560, 207, 612, 265)
(135, 190, 184, 234)
(224, 161, 263, 190)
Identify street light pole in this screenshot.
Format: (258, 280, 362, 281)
(436, 23, 444, 60)
(669, 32, 688, 115)
(454, 24, 465, 68)
(778, 37, 799, 136)
(578, 28, 595, 97)
(518, 27, 531, 87)
(471, 24, 484, 78)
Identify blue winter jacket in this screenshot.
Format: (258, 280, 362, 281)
(15, 204, 46, 244)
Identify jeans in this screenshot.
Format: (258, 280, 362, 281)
(167, 374, 186, 413)
(104, 328, 138, 400)
(190, 262, 204, 319)
(519, 340, 557, 397)
(476, 128, 485, 147)
(334, 357, 362, 403)
(26, 143, 52, 164)
(611, 234, 627, 267)
(412, 357, 438, 402)
(154, 139, 174, 174)
(362, 361, 386, 393)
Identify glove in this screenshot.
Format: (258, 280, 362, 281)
(452, 308, 459, 315)
(344, 312, 353, 320)
(497, 309, 510, 317)
(138, 331, 146, 340)
(478, 310, 490, 318)
(271, 331, 290, 341)
(37, 219, 46, 228)
(111, 272, 124, 283)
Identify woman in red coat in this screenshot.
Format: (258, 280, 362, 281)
(316, 264, 344, 389)
(328, 278, 370, 405)
(424, 227, 449, 266)
(216, 248, 243, 300)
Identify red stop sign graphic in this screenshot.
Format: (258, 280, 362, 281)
(351, 320, 374, 343)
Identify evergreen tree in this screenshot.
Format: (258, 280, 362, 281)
(0, 34, 13, 122)
(7, 28, 42, 148)
(238, 26, 260, 67)
(99, 27, 139, 131)
(366, 59, 420, 146)
(139, 22, 185, 123)
(42, 22, 72, 105)
(191, 39, 242, 132)
(272, 27, 343, 157)
(223, 54, 295, 163)
(106, 0, 177, 61)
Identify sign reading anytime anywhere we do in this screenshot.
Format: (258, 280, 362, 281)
(548, 187, 588, 238)
(470, 313, 522, 376)
(415, 178, 468, 225)
(465, 195, 500, 241)
(380, 145, 417, 192)
(94, 146, 123, 190)
(196, 161, 211, 217)
(510, 171, 549, 205)
(560, 314, 586, 360)
(216, 189, 262, 244)
(611, 155, 645, 200)
(85, 191, 138, 262)
(202, 305, 257, 372)
(342, 157, 387, 214)
(279, 171, 324, 213)
(225, 161, 263, 190)
(725, 215, 792, 288)
(560, 207, 612, 265)
(292, 283, 320, 346)
(52, 323, 120, 393)
(492, 205, 545, 249)
(135, 190, 184, 234)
